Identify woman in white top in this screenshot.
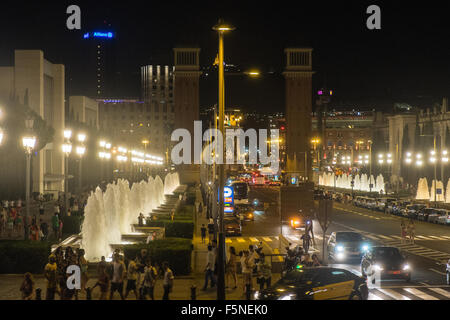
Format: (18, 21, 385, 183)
(240, 251, 253, 295)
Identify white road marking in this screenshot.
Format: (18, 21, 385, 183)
(428, 236, 444, 240)
(429, 268, 446, 276)
(225, 239, 232, 243)
(286, 235, 299, 242)
(250, 237, 259, 242)
(428, 287, 450, 299)
(404, 288, 439, 300)
(237, 238, 246, 243)
(364, 234, 380, 240)
(377, 288, 411, 300)
(390, 235, 402, 240)
(378, 235, 393, 240)
(368, 292, 383, 300)
(416, 235, 431, 240)
(441, 236, 450, 240)
(262, 237, 272, 242)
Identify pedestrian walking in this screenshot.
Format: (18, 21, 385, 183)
(207, 218, 214, 243)
(240, 251, 254, 295)
(44, 255, 59, 300)
(135, 249, 150, 289)
(226, 246, 238, 289)
(142, 261, 158, 300)
(20, 272, 35, 300)
(400, 219, 407, 244)
(109, 254, 125, 300)
(51, 213, 59, 240)
(256, 253, 272, 290)
(202, 245, 216, 290)
(93, 256, 109, 300)
(58, 219, 63, 241)
(124, 258, 139, 299)
(200, 224, 207, 244)
(78, 249, 89, 293)
(138, 213, 144, 227)
(40, 219, 48, 241)
(162, 262, 174, 300)
(407, 219, 415, 244)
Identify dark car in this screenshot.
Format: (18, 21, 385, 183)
(224, 217, 241, 236)
(361, 246, 411, 283)
(255, 267, 368, 300)
(418, 208, 435, 222)
(327, 231, 371, 262)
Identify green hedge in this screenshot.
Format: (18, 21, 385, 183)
(62, 216, 83, 235)
(0, 241, 51, 274)
(146, 220, 194, 239)
(123, 238, 193, 275)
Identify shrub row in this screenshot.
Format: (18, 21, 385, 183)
(0, 241, 51, 274)
(61, 216, 83, 235)
(123, 238, 192, 275)
(146, 220, 194, 239)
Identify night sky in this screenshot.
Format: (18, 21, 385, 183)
(0, 1, 449, 113)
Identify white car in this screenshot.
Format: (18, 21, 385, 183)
(428, 209, 447, 224)
(437, 211, 450, 225)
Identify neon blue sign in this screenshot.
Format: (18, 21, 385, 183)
(83, 32, 114, 39)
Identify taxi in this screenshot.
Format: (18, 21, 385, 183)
(254, 266, 368, 300)
(235, 203, 255, 221)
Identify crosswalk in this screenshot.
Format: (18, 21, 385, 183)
(362, 233, 450, 241)
(224, 235, 320, 253)
(368, 286, 450, 300)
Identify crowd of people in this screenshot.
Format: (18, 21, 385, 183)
(25, 247, 175, 300)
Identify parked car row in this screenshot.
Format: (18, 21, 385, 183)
(351, 196, 450, 225)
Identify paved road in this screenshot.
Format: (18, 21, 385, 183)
(238, 185, 450, 300)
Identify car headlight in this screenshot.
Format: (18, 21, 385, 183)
(373, 264, 384, 271)
(336, 245, 344, 252)
(403, 264, 410, 271)
(278, 294, 296, 300)
(362, 244, 370, 252)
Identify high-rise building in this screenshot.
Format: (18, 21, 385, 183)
(82, 31, 117, 98)
(0, 50, 65, 196)
(97, 99, 172, 159)
(141, 65, 175, 108)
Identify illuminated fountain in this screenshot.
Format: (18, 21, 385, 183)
(429, 179, 445, 202)
(445, 179, 450, 203)
(415, 178, 430, 200)
(80, 172, 180, 261)
(318, 172, 386, 194)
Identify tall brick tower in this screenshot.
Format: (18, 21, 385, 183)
(283, 48, 314, 182)
(173, 48, 201, 184)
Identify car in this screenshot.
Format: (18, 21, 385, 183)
(402, 204, 426, 219)
(224, 217, 241, 236)
(254, 266, 368, 300)
(361, 246, 411, 283)
(437, 210, 450, 225)
(386, 201, 399, 214)
(428, 209, 448, 224)
(418, 207, 434, 221)
(269, 181, 281, 186)
(327, 231, 371, 262)
(235, 203, 255, 221)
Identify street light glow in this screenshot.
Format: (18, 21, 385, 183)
(77, 133, 86, 142)
(63, 129, 72, 139)
(62, 143, 72, 154)
(76, 146, 86, 156)
(99, 141, 106, 147)
(22, 136, 36, 150)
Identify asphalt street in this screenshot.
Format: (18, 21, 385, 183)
(232, 185, 450, 300)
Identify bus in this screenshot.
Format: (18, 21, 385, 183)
(230, 181, 249, 205)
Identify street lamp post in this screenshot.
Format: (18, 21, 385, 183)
(76, 133, 86, 192)
(213, 19, 235, 301)
(63, 129, 72, 217)
(22, 117, 36, 240)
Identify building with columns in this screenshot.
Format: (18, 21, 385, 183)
(0, 50, 65, 196)
(283, 48, 314, 181)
